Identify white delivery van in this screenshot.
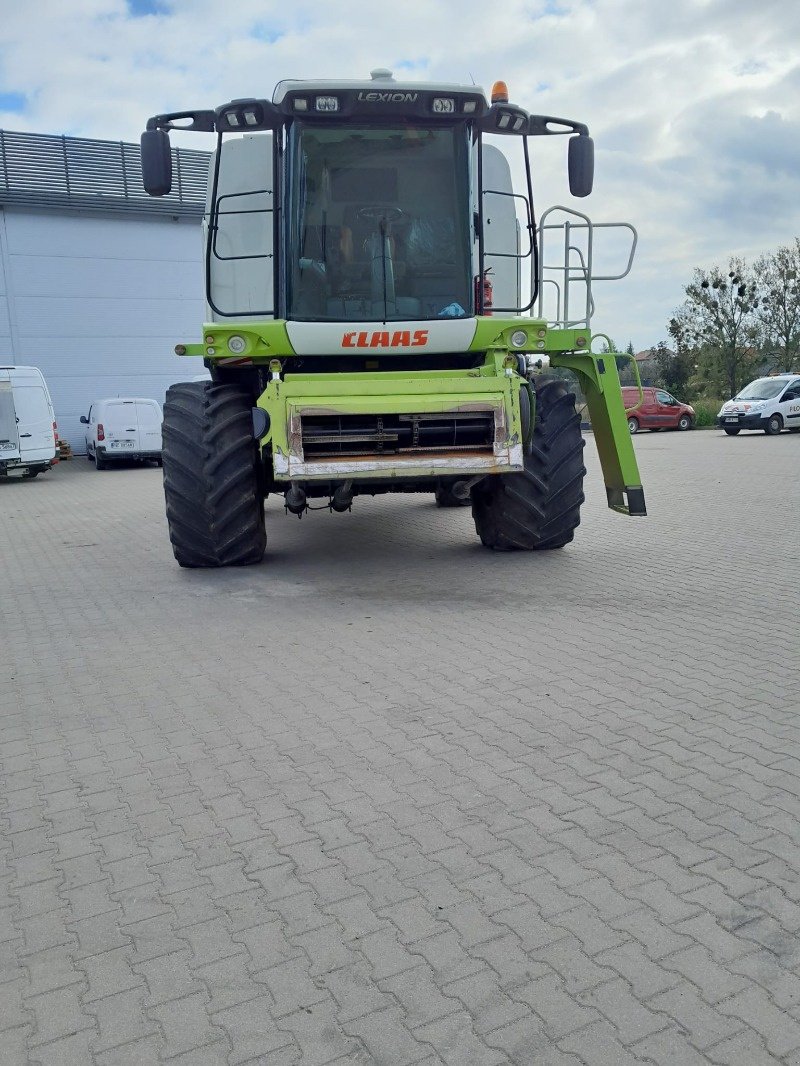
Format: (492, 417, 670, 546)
(0, 365, 59, 479)
(81, 398, 163, 469)
(717, 374, 800, 435)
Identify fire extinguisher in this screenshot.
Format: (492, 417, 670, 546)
(474, 268, 493, 316)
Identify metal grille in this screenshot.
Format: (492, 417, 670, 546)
(301, 411, 496, 459)
(0, 129, 210, 217)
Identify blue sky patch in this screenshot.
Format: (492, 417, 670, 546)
(0, 92, 25, 112)
(127, 0, 167, 15)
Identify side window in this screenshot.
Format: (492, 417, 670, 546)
(781, 381, 800, 402)
(656, 390, 673, 405)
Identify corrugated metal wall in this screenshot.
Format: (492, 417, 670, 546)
(0, 209, 207, 451)
(0, 129, 212, 452)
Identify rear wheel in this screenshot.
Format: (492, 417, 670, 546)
(21, 470, 39, 479)
(765, 414, 783, 435)
(472, 379, 585, 551)
(162, 382, 266, 568)
(723, 427, 740, 436)
(94, 452, 107, 470)
(627, 416, 639, 434)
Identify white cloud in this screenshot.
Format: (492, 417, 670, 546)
(1, 0, 798, 347)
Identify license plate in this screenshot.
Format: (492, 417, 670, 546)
(724, 417, 739, 423)
(111, 440, 135, 448)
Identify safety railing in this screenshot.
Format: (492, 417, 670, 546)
(535, 205, 637, 329)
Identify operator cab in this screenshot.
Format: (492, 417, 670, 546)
(288, 123, 471, 322)
(141, 69, 595, 326)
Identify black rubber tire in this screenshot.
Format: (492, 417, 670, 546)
(764, 414, 783, 435)
(21, 470, 39, 479)
(472, 378, 586, 551)
(434, 483, 471, 508)
(678, 415, 693, 430)
(724, 427, 740, 435)
(94, 451, 107, 470)
(627, 416, 639, 434)
(162, 382, 266, 568)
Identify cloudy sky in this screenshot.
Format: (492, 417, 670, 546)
(1, 0, 798, 349)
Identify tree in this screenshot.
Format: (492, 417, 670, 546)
(650, 341, 693, 397)
(755, 239, 800, 372)
(669, 257, 761, 398)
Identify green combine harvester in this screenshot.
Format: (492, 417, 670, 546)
(141, 69, 645, 567)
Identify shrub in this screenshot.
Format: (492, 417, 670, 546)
(692, 399, 723, 427)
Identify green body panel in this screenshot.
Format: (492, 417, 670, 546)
(178, 317, 644, 512)
(551, 349, 644, 515)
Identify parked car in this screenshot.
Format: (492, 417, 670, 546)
(0, 365, 58, 479)
(622, 387, 695, 433)
(717, 374, 800, 435)
(81, 398, 163, 468)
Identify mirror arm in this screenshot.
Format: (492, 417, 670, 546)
(146, 110, 217, 133)
(528, 115, 590, 138)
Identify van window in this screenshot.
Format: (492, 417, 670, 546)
(12, 385, 49, 423)
(135, 402, 162, 428)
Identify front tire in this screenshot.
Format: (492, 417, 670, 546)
(724, 427, 740, 435)
(764, 414, 783, 435)
(472, 379, 585, 551)
(162, 382, 266, 568)
(678, 415, 692, 431)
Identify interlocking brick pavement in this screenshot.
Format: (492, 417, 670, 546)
(1, 429, 799, 1064)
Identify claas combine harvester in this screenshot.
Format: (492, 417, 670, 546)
(141, 69, 645, 567)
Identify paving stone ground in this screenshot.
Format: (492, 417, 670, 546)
(1, 428, 799, 1065)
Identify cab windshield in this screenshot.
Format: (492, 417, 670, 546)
(735, 378, 788, 401)
(286, 122, 472, 322)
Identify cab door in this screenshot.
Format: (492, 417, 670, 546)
(655, 390, 679, 427)
(778, 379, 800, 430)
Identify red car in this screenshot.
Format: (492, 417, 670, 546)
(621, 387, 695, 433)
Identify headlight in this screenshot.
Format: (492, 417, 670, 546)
(510, 330, 528, 348)
(227, 335, 247, 354)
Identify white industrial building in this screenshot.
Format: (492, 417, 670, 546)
(0, 129, 211, 451)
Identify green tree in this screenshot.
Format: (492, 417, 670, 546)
(670, 257, 761, 398)
(651, 341, 693, 397)
(755, 239, 800, 372)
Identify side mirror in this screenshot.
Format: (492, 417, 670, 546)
(568, 134, 594, 198)
(79, 415, 88, 424)
(141, 129, 173, 196)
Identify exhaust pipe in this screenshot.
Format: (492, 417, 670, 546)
(331, 481, 354, 512)
(285, 482, 306, 515)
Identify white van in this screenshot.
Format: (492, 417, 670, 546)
(81, 398, 163, 469)
(717, 374, 800, 435)
(0, 365, 59, 479)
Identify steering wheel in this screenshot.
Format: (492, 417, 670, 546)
(357, 205, 405, 224)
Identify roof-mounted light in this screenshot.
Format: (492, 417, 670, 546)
(315, 96, 339, 112)
(491, 80, 509, 104)
(293, 98, 308, 112)
(463, 100, 477, 114)
(433, 97, 455, 114)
